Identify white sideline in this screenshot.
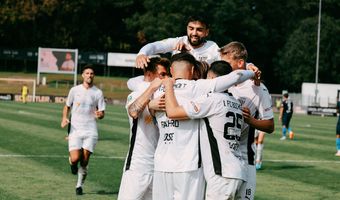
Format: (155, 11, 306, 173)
(0, 154, 339, 163)
(0, 154, 125, 159)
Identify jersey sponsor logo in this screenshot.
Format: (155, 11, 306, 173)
(160, 120, 179, 128)
(163, 132, 174, 143)
(173, 82, 187, 89)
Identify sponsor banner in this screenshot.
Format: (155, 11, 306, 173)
(0, 93, 14, 101)
(307, 106, 337, 116)
(1, 93, 125, 105)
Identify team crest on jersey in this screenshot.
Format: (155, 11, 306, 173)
(127, 95, 133, 103)
(190, 101, 200, 113)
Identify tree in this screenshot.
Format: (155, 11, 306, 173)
(273, 15, 340, 92)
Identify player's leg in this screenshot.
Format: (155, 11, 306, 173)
(173, 168, 205, 200)
(205, 175, 243, 200)
(237, 165, 256, 200)
(75, 135, 97, 195)
(153, 171, 174, 200)
(256, 131, 265, 170)
(68, 132, 83, 175)
(118, 170, 153, 200)
(335, 118, 340, 156)
(280, 116, 287, 140)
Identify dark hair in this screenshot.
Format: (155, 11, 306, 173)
(283, 93, 289, 98)
(170, 52, 197, 66)
(194, 60, 210, 79)
(209, 61, 233, 77)
(82, 65, 95, 73)
(187, 15, 209, 29)
(144, 57, 170, 74)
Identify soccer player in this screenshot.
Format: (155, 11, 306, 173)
(21, 83, 29, 103)
(61, 65, 105, 195)
(254, 130, 265, 170)
(151, 52, 254, 200)
(219, 41, 274, 200)
(127, 15, 220, 91)
(135, 15, 220, 68)
(279, 93, 294, 140)
(118, 57, 170, 200)
(164, 61, 247, 199)
(335, 96, 340, 156)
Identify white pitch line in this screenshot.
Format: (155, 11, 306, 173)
(0, 154, 339, 163)
(0, 154, 125, 160)
(265, 159, 340, 164)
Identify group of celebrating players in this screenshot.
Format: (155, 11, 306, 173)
(61, 15, 275, 199)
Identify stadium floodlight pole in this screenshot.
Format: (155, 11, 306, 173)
(314, 0, 322, 106)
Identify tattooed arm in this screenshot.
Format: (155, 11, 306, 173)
(128, 78, 162, 119)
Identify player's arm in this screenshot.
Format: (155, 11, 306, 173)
(279, 104, 284, 120)
(163, 78, 189, 120)
(136, 37, 181, 68)
(242, 107, 274, 133)
(61, 105, 70, 128)
(128, 78, 162, 119)
(213, 70, 255, 92)
(127, 75, 144, 91)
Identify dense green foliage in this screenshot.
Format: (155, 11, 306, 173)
(0, 0, 339, 93)
(0, 101, 340, 199)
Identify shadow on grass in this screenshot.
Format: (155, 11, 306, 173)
(96, 190, 118, 195)
(259, 164, 314, 171)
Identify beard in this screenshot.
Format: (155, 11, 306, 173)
(188, 35, 205, 47)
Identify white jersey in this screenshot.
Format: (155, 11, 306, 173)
(153, 70, 255, 172)
(153, 79, 217, 172)
(181, 92, 246, 181)
(124, 82, 159, 173)
(228, 80, 273, 167)
(66, 84, 105, 133)
(138, 36, 220, 64)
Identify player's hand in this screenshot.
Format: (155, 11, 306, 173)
(162, 77, 175, 88)
(174, 41, 191, 52)
(150, 78, 163, 90)
(242, 107, 253, 124)
(61, 118, 70, 128)
(247, 63, 261, 86)
(135, 54, 150, 69)
(95, 110, 104, 119)
(149, 94, 165, 111)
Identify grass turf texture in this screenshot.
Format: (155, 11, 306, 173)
(0, 101, 340, 199)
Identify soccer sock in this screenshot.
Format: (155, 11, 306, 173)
(76, 165, 88, 188)
(282, 127, 287, 137)
(336, 138, 340, 150)
(288, 127, 292, 133)
(256, 143, 264, 162)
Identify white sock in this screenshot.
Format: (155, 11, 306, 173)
(256, 144, 264, 163)
(76, 165, 88, 188)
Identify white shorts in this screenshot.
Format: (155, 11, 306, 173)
(205, 175, 243, 200)
(118, 170, 153, 200)
(236, 165, 256, 200)
(68, 131, 98, 153)
(153, 168, 205, 200)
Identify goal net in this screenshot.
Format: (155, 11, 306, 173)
(0, 78, 36, 102)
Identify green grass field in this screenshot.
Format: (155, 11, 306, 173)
(0, 101, 340, 199)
